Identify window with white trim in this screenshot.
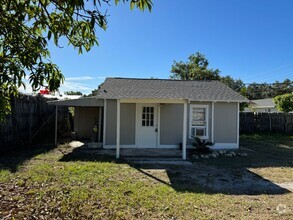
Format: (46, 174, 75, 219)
(190, 105, 209, 139)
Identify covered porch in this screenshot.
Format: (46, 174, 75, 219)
(68, 140, 191, 162)
(113, 98, 188, 160)
(48, 97, 104, 145)
(49, 97, 189, 160)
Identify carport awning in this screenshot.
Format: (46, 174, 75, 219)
(48, 97, 104, 107)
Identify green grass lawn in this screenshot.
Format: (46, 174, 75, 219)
(0, 134, 292, 219)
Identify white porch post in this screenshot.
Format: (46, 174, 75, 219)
(54, 105, 58, 146)
(98, 106, 102, 142)
(237, 102, 240, 147)
(182, 101, 187, 160)
(103, 99, 107, 147)
(157, 103, 160, 147)
(116, 99, 120, 159)
(211, 102, 215, 143)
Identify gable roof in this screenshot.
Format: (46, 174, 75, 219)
(250, 98, 275, 108)
(97, 78, 248, 102)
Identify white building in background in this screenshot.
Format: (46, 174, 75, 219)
(244, 98, 279, 113)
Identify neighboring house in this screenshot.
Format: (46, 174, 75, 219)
(50, 78, 248, 159)
(244, 98, 278, 113)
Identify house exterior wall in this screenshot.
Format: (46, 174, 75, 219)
(160, 104, 183, 145)
(214, 102, 237, 143)
(120, 103, 136, 145)
(74, 107, 100, 139)
(105, 100, 135, 145)
(103, 99, 239, 149)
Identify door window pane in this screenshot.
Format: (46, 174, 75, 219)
(142, 106, 154, 127)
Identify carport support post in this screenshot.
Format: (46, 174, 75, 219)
(55, 105, 58, 146)
(116, 99, 120, 159)
(182, 101, 187, 160)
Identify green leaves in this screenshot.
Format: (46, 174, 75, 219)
(0, 0, 153, 121)
(115, 0, 152, 11)
(274, 93, 293, 113)
(170, 52, 221, 80)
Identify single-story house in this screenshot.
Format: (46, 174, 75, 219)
(244, 98, 279, 113)
(50, 77, 248, 160)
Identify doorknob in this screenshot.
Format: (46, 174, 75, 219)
(155, 128, 158, 132)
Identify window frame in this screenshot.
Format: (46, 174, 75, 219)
(189, 104, 209, 139)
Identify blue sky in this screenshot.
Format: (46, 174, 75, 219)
(46, 0, 293, 94)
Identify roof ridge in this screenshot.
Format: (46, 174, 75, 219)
(106, 77, 215, 82)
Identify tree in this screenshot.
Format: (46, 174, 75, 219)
(170, 52, 221, 80)
(88, 88, 100, 97)
(246, 79, 293, 100)
(273, 93, 293, 113)
(246, 83, 262, 100)
(64, 91, 83, 95)
(0, 0, 152, 121)
(220, 75, 245, 93)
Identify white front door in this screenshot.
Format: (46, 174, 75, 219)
(136, 104, 158, 148)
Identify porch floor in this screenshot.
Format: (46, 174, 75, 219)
(85, 148, 183, 158)
(71, 141, 189, 160)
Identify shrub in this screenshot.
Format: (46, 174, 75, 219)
(192, 136, 214, 154)
(274, 93, 293, 113)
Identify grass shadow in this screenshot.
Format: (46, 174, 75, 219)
(59, 144, 291, 196)
(0, 144, 56, 173)
(59, 146, 123, 164)
(200, 134, 293, 169)
(129, 162, 291, 195)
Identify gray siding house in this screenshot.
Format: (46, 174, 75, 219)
(51, 78, 248, 160)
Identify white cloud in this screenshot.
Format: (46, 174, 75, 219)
(66, 76, 106, 81)
(18, 75, 106, 95)
(60, 81, 94, 94)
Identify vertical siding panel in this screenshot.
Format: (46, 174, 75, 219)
(120, 103, 136, 145)
(105, 99, 117, 145)
(160, 104, 183, 145)
(214, 103, 238, 143)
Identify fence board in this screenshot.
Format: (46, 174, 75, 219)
(240, 112, 293, 134)
(0, 94, 69, 150)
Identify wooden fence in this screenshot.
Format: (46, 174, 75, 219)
(0, 94, 70, 150)
(240, 112, 293, 134)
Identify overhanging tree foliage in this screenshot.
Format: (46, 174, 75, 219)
(0, 0, 152, 121)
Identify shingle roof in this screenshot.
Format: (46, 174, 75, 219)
(97, 78, 248, 102)
(251, 98, 275, 107)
